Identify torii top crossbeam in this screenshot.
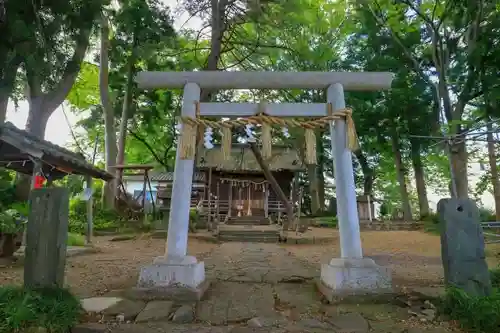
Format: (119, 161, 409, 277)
(136, 71, 393, 90)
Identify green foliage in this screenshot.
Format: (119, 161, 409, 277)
(478, 207, 496, 223)
(68, 196, 121, 233)
(0, 286, 82, 333)
(442, 287, 500, 333)
(67, 232, 85, 246)
(189, 208, 199, 232)
(421, 213, 440, 235)
(491, 268, 500, 288)
(313, 216, 338, 228)
(0, 209, 25, 234)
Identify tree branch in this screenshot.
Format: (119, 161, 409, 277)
(128, 128, 169, 168)
(45, 26, 92, 112)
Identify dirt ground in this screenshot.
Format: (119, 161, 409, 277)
(1, 229, 499, 297)
(0, 235, 217, 297)
(285, 229, 500, 288)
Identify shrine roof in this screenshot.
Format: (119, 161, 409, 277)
(0, 122, 113, 181)
(197, 144, 305, 172)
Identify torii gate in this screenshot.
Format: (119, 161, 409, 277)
(136, 71, 394, 299)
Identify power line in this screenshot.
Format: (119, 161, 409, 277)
(409, 120, 500, 198)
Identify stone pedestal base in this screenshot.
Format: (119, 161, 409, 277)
(132, 255, 209, 301)
(317, 258, 392, 302)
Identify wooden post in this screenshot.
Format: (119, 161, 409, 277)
(23, 160, 43, 246)
(86, 175, 93, 244)
(298, 188, 303, 219)
(247, 185, 252, 216)
(207, 168, 212, 228)
(228, 180, 233, 217)
(238, 187, 242, 217)
(142, 170, 148, 225)
(24, 188, 69, 288)
(264, 183, 269, 218)
(216, 182, 220, 222)
(367, 194, 373, 222)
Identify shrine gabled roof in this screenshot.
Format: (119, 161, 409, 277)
(0, 122, 113, 181)
(196, 144, 305, 172)
(151, 171, 205, 182)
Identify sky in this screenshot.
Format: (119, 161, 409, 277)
(6, 0, 199, 147)
(5, 1, 495, 211)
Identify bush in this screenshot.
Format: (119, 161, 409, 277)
(491, 267, 500, 288)
(421, 212, 440, 235)
(314, 216, 338, 228)
(67, 232, 85, 246)
(68, 197, 121, 233)
(0, 286, 82, 333)
(442, 287, 500, 333)
(478, 207, 496, 222)
(189, 208, 199, 232)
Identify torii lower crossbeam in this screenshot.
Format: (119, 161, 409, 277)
(136, 71, 393, 301)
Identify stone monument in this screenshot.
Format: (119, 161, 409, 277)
(438, 198, 492, 296)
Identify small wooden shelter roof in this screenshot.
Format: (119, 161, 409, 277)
(0, 122, 113, 181)
(197, 144, 305, 172)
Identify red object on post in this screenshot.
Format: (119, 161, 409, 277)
(34, 175, 46, 189)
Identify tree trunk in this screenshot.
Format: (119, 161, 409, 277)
(486, 122, 500, 221)
(25, 98, 51, 139)
(354, 149, 374, 196)
(114, 33, 137, 196)
(0, 55, 23, 123)
(248, 142, 294, 230)
(391, 133, 412, 221)
(0, 94, 8, 124)
(100, 14, 118, 210)
(410, 139, 430, 218)
(307, 164, 320, 215)
(449, 140, 469, 198)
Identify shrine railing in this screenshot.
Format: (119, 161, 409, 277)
(195, 199, 296, 215)
(481, 222, 500, 244)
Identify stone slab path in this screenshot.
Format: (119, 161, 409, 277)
(78, 243, 459, 333)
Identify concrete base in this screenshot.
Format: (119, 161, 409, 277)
(318, 257, 392, 302)
(135, 255, 208, 301)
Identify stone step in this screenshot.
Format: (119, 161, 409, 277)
(226, 221, 270, 226)
(218, 235, 279, 243)
(218, 231, 279, 238)
(226, 218, 269, 225)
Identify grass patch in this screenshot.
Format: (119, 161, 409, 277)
(0, 286, 82, 333)
(67, 232, 85, 247)
(312, 216, 338, 228)
(420, 213, 440, 235)
(491, 267, 500, 288)
(442, 287, 500, 332)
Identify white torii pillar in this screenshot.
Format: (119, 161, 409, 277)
(328, 83, 363, 259)
(135, 71, 393, 298)
(137, 83, 206, 291)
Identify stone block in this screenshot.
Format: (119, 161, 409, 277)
(134, 255, 209, 302)
(81, 297, 123, 313)
(317, 257, 392, 302)
(438, 198, 492, 296)
(171, 304, 195, 323)
(139, 255, 205, 288)
(135, 300, 174, 322)
(71, 323, 108, 333)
